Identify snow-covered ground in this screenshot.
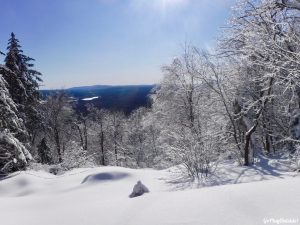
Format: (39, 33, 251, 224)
(0, 157, 300, 225)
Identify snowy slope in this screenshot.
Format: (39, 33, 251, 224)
(0, 164, 299, 225)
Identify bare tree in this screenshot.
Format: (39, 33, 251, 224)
(42, 91, 74, 163)
(87, 105, 110, 165)
(218, 0, 300, 164)
(151, 49, 223, 179)
(106, 110, 126, 166)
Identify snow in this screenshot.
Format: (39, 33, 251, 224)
(81, 96, 99, 101)
(0, 159, 300, 225)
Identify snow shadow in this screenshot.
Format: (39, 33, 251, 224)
(158, 168, 199, 191)
(161, 155, 294, 191)
(162, 175, 196, 191)
(0, 173, 19, 181)
(0, 174, 8, 181)
(81, 172, 130, 184)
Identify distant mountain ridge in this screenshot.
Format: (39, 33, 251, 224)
(41, 84, 156, 114)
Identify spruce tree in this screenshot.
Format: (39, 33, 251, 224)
(4, 33, 27, 106)
(4, 32, 42, 143)
(0, 66, 32, 173)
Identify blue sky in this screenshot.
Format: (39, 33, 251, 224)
(0, 0, 235, 89)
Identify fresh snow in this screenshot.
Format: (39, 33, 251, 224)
(0, 159, 300, 225)
(81, 96, 99, 101)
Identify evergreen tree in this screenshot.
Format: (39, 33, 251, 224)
(4, 32, 42, 143)
(37, 137, 52, 164)
(4, 33, 27, 106)
(0, 66, 32, 173)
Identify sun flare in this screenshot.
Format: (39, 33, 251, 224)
(160, 0, 188, 9)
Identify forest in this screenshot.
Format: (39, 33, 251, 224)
(1, 0, 300, 181)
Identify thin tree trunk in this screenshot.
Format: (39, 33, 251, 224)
(100, 130, 105, 165)
(76, 124, 84, 150)
(83, 120, 88, 151)
(54, 127, 62, 163)
(265, 134, 271, 154)
(114, 132, 118, 166)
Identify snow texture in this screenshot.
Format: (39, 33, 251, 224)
(0, 158, 299, 225)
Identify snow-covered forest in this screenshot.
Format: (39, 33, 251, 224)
(1, 0, 300, 224)
(1, 0, 300, 176)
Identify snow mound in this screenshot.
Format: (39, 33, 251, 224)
(0, 171, 55, 197)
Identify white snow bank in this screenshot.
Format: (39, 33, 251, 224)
(0, 163, 299, 225)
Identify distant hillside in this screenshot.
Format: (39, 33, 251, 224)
(41, 85, 156, 114)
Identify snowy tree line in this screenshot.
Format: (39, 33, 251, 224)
(151, 0, 300, 178)
(131, 0, 300, 178)
(1, 0, 300, 179)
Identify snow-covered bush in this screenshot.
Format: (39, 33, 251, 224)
(0, 130, 32, 173)
(61, 141, 95, 170)
(290, 145, 300, 172)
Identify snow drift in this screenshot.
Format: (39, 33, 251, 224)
(0, 165, 299, 225)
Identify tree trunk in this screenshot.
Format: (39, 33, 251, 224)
(83, 120, 88, 151)
(100, 131, 105, 166)
(265, 134, 271, 154)
(114, 132, 118, 166)
(76, 124, 84, 150)
(244, 122, 258, 166)
(54, 127, 62, 163)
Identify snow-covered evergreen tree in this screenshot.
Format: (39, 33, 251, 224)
(4, 32, 42, 144)
(0, 66, 32, 173)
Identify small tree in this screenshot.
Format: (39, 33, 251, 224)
(37, 138, 52, 164)
(61, 141, 93, 170)
(151, 49, 224, 179)
(87, 105, 110, 166)
(42, 91, 74, 163)
(106, 110, 126, 166)
(124, 108, 148, 167)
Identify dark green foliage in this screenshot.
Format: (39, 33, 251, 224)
(0, 33, 43, 172)
(4, 32, 42, 143)
(0, 70, 32, 173)
(37, 138, 52, 164)
(4, 33, 27, 106)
